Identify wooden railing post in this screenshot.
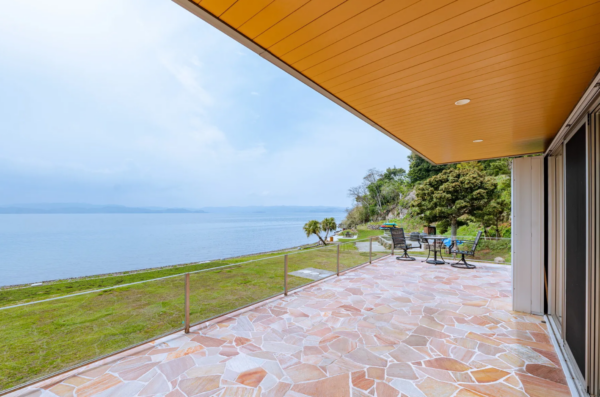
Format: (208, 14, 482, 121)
(337, 244, 340, 276)
(284, 255, 288, 296)
(184, 273, 190, 333)
(369, 237, 372, 264)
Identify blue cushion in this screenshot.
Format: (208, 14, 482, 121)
(443, 238, 464, 247)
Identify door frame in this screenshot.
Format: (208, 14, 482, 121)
(547, 148, 565, 331)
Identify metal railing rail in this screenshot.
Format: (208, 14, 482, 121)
(0, 237, 376, 312)
(1, 236, 391, 396)
(0, 290, 287, 397)
(284, 254, 288, 296)
(336, 244, 340, 276)
(380, 233, 511, 240)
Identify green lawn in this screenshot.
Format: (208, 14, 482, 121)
(0, 251, 300, 308)
(0, 241, 387, 391)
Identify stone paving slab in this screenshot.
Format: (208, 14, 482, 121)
(8, 258, 571, 397)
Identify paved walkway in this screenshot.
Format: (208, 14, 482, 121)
(10, 258, 571, 397)
(355, 241, 387, 252)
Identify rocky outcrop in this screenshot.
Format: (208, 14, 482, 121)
(385, 190, 416, 220)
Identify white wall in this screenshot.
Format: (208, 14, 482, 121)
(512, 157, 545, 314)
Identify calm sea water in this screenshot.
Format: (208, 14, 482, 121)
(0, 212, 346, 286)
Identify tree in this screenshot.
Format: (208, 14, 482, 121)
(457, 158, 512, 177)
(435, 218, 468, 235)
(471, 175, 511, 237)
(321, 218, 337, 241)
(407, 153, 452, 185)
(343, 205, 369, 229)
(472, 198, 510, 238)
(348, 185, 367, 207)
(346, 167, 411, 224)
(411, 168, 497, 239)
(480, 158, 511, 176)
(363, 169, 384, 214)
(303, 220, 327, 245)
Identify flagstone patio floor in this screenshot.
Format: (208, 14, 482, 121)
(10, 257, 572, 397)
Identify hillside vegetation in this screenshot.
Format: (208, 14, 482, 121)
(342, 154, 512, 239)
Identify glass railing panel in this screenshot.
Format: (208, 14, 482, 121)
(286, 244, 338, 291)
(188, 255, 284, 325)
(418, 237, 511, 264)
(0, 275, 185, 392)
(371, 236, 390, 263)
(463, 237, 511, 264)
(339, 238, 373, 272)
(0, 234, 511, 393)
(382, 234, 512, 265)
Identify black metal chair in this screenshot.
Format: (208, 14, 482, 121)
(450, 231, 483, 269)
(391, 228, 421, 261)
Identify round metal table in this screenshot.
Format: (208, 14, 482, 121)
(423, 235, 448, 265)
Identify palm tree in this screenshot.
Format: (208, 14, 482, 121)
(303, 220, 327, 245)
(321, 218, 337, 241)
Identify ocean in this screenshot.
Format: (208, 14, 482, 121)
(0, 211, 346, 286)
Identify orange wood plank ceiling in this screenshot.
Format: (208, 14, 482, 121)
(183, 0, 600, 164)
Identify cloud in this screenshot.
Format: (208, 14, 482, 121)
(0, 0, 410, 208)
(160, 56, 214, 108)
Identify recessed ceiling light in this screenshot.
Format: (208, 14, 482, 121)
(473, 139, 483, 143)
(455, 99, 471, 106)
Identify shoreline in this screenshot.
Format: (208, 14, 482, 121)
(0, 242, 319, 291)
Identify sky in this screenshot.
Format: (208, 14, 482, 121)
(0, 0, 410, 208)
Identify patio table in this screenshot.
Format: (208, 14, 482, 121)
(424, 235, 447, 265)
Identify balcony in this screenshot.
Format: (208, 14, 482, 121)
(7, 255, 571, 397)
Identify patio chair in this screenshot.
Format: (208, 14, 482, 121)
(450, 231, 483, 269)
(391, 228, 421, 261)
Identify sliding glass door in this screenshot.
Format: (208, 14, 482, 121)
(546, 102, 600, 396)
(564, 125, 588, 376)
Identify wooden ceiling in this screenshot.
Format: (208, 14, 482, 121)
(177, 0, 600, 164)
